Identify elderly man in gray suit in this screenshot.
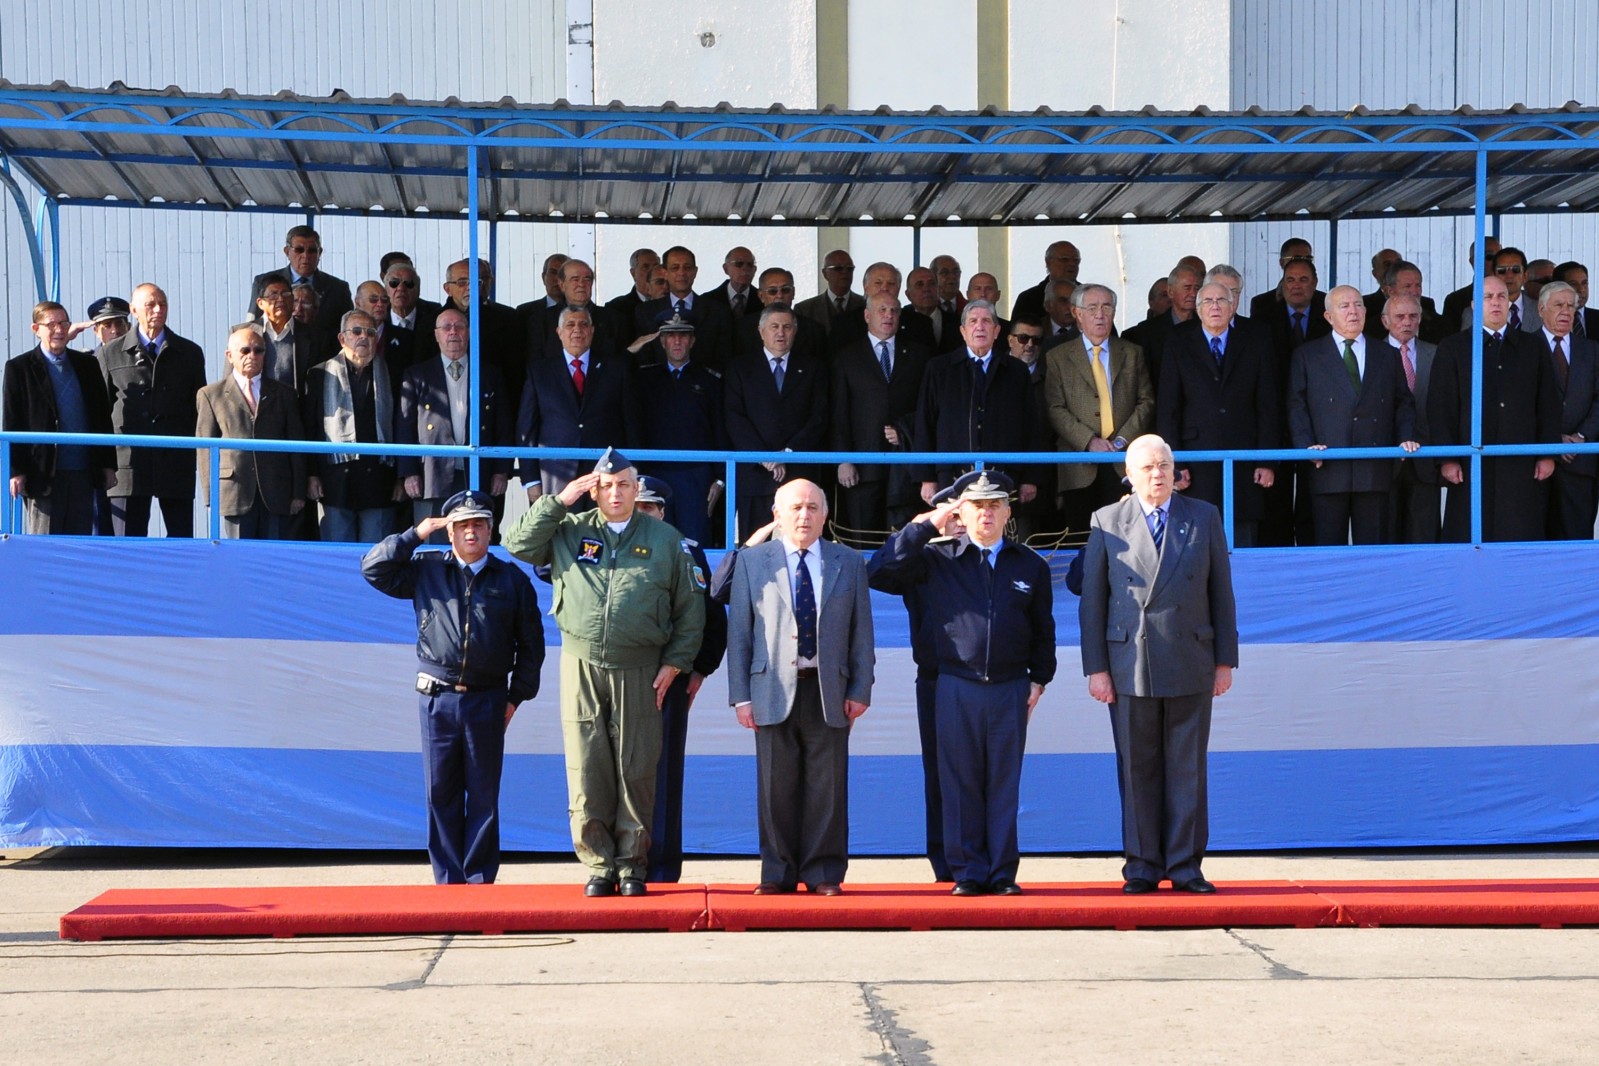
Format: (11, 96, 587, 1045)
(1380, 294, 1441, 542)
(725, 478, 875, 897)
(1079, 434, 1239, 896)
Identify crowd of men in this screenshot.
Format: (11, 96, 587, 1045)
(9, 224, 1599, 546)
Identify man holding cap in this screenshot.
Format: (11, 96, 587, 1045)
(504, 448, 704, 897)
(633, 475, 727, 882)
(362, 488, 545, 885)
(869, 469, 1055, 896)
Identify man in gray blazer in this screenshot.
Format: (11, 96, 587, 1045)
(725, 479, 875, 896)
(1379, 295, 1441, 543)
(1079, 435, 1239, 895)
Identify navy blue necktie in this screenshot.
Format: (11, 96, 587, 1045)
(794, 549, 817, 660)
(1150, 509, 1166, 551)
(1210, 334, 1224, 368)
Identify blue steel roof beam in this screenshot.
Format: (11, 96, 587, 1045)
(263, 111, 323, 211)
(369, 116, 409, 216)
(740, 135, 784, 221)
(473, 120, 500, 223)
(63, 127, 147, 204)
(1154, 154, 1272, 220)
(814, 138, 877, 223)
(909, 149, 974, 226)
(1064, 150, 1174, 223)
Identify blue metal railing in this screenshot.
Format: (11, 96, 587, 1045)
(7, 428, 1596, 548)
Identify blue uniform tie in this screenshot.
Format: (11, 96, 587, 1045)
(1150, 508, 1165, 551)
(794, 548, 818, 660)
(1210, 334, 1224, 368)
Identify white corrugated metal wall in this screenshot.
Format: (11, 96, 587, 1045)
(0, 0, 569, 364)
(1230, 0, 1599, 308)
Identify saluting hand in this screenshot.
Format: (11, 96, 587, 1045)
(559, 472, 600, 506)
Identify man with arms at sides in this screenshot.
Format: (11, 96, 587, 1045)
(830, 293, 931, 541)
(1378, 295, 1441, 543)
(396, 307, 513, 542)
(1012, 240, 1081, 322)
(1287, 285, 1419, 545)
(1534, 281, 1599, 540)
(255, 276, 325, 399)
(828, 262, 936, 355)
(723, 303, 829, 541)
(700, 246, 761, 322)
(98, 282, 208, 537)
(442, 257, 529, 384)
(249, 224, 353, 352)
(634, 246, 734, 374)
(607, 248, 660, 351)
(869, 470, 1054, 897)
(3, 301, 116, 534)
(633, 475, 727, 884)
(1552, 261, 1599, 340)
(1441, 237, 1502, 334)
(634, 314, 725, 546)
(362, 489, 544, 885)
(1079, 434, 1237, 895)
(381, 258, 437, 373)
(1156, 281, 1278, 548)
(906, 265, 962, 355)
(725, 479, 874, 896)
(527, 258, 618, 363)
(516, 306, 635, 504)
(793, 249, 863, 343)
(195, 323, 307, 540)
(1364, 259, 1447, 346)
(914, 300, 1041, 504)
(1045, 284, 1154, 536)
(504, 450, 704, 898)
(1429, 274, 1560, 543)
(304, 310, 403, 543)
(731, 268, 825, 365)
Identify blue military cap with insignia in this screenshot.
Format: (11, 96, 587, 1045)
(439, 489, 494, 523)
(950, 468, 1014, 502)
(594, 446, 637, 474)
(88, 296, 131, 323)
(636, 475, 673, 505)
(656, 312, 696, 335)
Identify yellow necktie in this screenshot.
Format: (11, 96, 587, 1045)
(1091, 345, 1114, 439)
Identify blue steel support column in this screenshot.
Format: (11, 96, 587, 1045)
(489, 219, 498, 279)
(33, 195, 59, 300)
(1327, 219, 1339, 288)
(1, 439, 11, 534)
(724, 458, 738, 548)
(0, 159, 49, 300)
(1221, 457, 1234, 546)
(209, 445, 222, 539)
(467, 141, 481, 492)
(1470, 150, 1488, 546)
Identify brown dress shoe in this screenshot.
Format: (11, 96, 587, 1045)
(753, 882, 795, 895)
(809, 882, 842, 896)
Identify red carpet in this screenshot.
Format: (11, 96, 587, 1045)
(58, 879, 1599, 940)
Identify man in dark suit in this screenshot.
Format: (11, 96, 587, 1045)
(1362, 248, 1402, 323)
(303, 310, 402, 543)
(1441, 237, 1502, 333)
(828, 263, 936, 355)
(1002, 317, 1062, 542)
(633, 246, 734, 374)
(725, 479, 875, 896)
(905, 266, 963, 355)
(1493, 247, 1542, 335)
(700, 246, 761, 322)
(3, 301, 116, 534)
(1553, 261, 1599, 341)
(443, 258, 528, 385)
(1364, 260, 1447, 346)
(793, 249, 863, 346)
(516, 305, 635, 502)
(723, 305, 829, 539)
(98, 283, 208, 537)
(1377, 295, 1442, 543)
(397, 307, 514, 539)
(1255, 256, 1330, 546)
(931, 255, 965, 319)
(732, 269, 825, 366)
(1429, 274, 1560, 543)
(1287, 285, 1420, 545)
(605, 248, 659, 351)
(195, 323, 307, 539)
(1247, 236, 1315, 321)
(1156, 282, 1279, 548)
(254, 277, 327, 398)
(379, 253, 443, 356)
(248, 225, 352, 352)
(1125, 262, 1201, 392)
(829, 294, 930, 540)
(915, 300, 1042, 504)
(1011, 240, 1081, 322)
(525, 259, 618, 365)
(635, 314, 726, 545)
(1040, 279, 1082, 355)
(1079, 434, 1238, 895)
(1534, 282, 1599, 539)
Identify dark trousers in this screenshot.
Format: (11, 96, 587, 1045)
(647, 673, 693, 883)
(653, 463, 715, 547)
(915, 673, 952, 881)
(834, 480, 888, 546)
(1310, 491, 1388, 546)
(22, 469, 96, 535)
(1059, 464, 1125, 536)
(1110, 692, 1212, 884)
(1388, 463, 1441, 543)
(221, 495, 290, 540)
(936, 674, 1029, 886)
(418, 687, 507, 885)
(1549, 467, 1598, 540)
(754, 675, 850, 888)
(110, 494, 194, 538)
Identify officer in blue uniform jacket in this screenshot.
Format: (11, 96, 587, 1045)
(868, 469, 1056, 897)
(633, 475, 728, 882)
(362, 488, 545, 885)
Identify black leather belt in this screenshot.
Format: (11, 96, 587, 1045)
(795, 667, 819, 680)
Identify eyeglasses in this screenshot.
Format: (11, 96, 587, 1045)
(726, 259, 756, 269)
(1197, 297, 1233, 307)
(36, 318, 70, 329)
(344, 326, 378, 336)
(436, 322, 468, 332)
(236, 345, 267, 354)
(1080, 302, 1117, 314)
(259, 289, 292, 302)
(762, 285, 796, 295)
(386, 278, 419, 290)
(823, 264, 855, 273)
(288, 244, 321, 255)
(1011, 334, 1043, 346)
(1495, 265, 1525, 275)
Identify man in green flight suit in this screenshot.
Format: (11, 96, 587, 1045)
(505, 447, 705, 897)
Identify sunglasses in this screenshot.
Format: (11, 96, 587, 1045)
(344, 326, 379, 337)
(386, 278, 419, 290)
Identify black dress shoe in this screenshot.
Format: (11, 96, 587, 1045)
(753, 882, 795, 895)
(1174, 877, 1216, 894)
(584, 876, 617, 898)
(989, 880, 1023, 896)
(809, 882, 842, 897)
(951, 880, 986, 897)
(619, 878, 648, 897)
(1122, 878, 1158, 895)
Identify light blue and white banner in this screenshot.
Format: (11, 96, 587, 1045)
(3, 537, 1598, 854)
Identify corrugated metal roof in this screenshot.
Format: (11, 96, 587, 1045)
(3, 82, 1599, 226)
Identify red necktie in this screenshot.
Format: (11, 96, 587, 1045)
(570, 357, 585, 397)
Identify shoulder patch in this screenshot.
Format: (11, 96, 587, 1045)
(692, 564, 708, 591)
(577, 537, 605, 564)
